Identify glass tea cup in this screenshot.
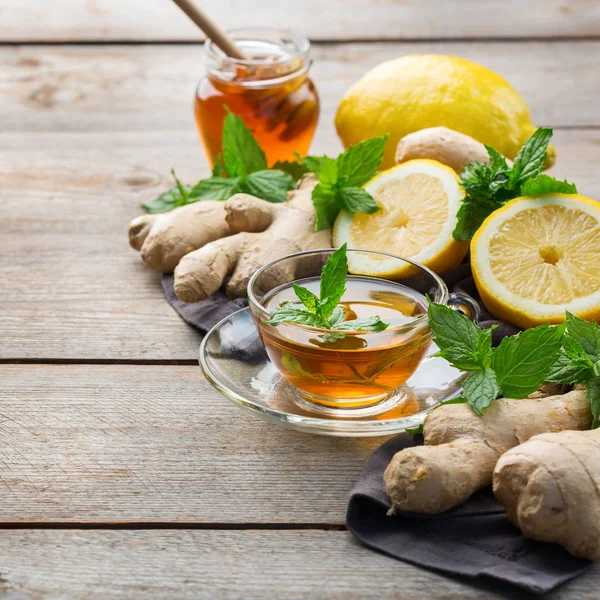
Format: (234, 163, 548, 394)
(247, 249, 479, 416)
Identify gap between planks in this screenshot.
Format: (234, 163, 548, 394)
(0, 522, 347, 530)
(2, 36, 600, 46)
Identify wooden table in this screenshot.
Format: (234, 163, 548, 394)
(2, 2, 600, 597)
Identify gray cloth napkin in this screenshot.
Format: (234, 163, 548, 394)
(346, 434, 591, 595)
(162, 265, 591, 593)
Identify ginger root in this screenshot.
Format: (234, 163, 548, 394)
(395, 127, 511, 173)
(384, 389, 591, 515)
(494, 428, 600, 560)
(129, 201, 233, 273)
(174, 175, 331, 302)
(128, 175, 331, 301)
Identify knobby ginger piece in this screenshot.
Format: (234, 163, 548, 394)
(494, 428, 600, 560)
(395, 127, 511, 173)
(174, 175, 331, 302)
(384, 390, 591, 515)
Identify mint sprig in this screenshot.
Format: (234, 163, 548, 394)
(266, 244, 389, 336)
(453, 128, 578, 241)
(301, 136, 387, 230)
(428, 302, 565, 415)
(546, 312, 600, 428)
(143, 112, 294, 213)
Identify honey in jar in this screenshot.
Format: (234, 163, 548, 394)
(195, 28, 319, 168)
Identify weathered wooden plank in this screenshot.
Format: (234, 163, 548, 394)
(3, 42, 600, 132)
(0, 364, 385, 523)
(0, 128, 597, 360)
(0, 529, 596, 599)
(1, 0, 599, 42)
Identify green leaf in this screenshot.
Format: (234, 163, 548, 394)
(300, 154, 327, 176)
(142, 169, 195, 213)
(319, 243, 348, 320)
(492, 324, 565, 398)
(406, 424, 424, 436)
(281, 352, 326, 381)
(265, 304, 327, 328)
(329, 306, 346, 326)
(510, 127, 553, 185)
(565, 312, 600, 363)
(485, 145, 509, 172)
(587, 378, 600, 429)
(311, 183, 340, 230)
(332, 316, 389, 332)
(212, 154, 227, 177)
(463, 368, 500, 415)
(142, 183, 194, 213)
(427, 302, 486, 371)
(241, 170, 294, 203)
(191, 177, 242, 200)
(452, 195, 505, 241)
(336, 187, 380, 215)
(272, 160, 308, 182)
(546, 351, 594, 384)
(221, 111, 267, 177)
(292, 283, 319, 314)
(520, 174, 578, 196)
(336, 136, 388, 187)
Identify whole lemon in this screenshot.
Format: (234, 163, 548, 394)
(335, 54, 555, 170)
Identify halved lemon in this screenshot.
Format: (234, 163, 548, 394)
(471, 194, 600, 329)
(332, 159, 468, 277)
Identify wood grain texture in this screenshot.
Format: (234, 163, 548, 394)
(0, 364, 385, 523)
(0, 529, 596, 599)
(2, 0, 600, 42)
(1, 128, 598, 360)
(4, 42, 600, 133)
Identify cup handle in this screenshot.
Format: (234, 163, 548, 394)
(447, 292, 481, 323)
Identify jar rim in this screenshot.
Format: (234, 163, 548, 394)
(204, 27, 311, 68)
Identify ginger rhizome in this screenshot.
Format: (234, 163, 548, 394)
(128, 176, 331, 302)
(493, 427, 600, 560)
(384, 389, 591, 515)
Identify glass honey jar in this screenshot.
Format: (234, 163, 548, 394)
(195, 28, 319, 168)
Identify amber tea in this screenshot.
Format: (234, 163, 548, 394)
(258, 276, 432, 408)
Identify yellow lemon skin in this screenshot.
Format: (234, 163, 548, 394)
(471, 194, 600, 330)
(335, 54, 556, 171)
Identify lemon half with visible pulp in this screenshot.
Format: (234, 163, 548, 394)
(471, 194, 600, 329)
(333, 159, 468, 277)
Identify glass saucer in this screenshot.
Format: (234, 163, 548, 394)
(199, 307, 465, 437)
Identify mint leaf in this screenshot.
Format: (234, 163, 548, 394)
(332, 316, 389, 332)
(312, 183, 340, 230)
(463, 368, 500, 415)
(281, 352, 325, 381)
(292, 283, 319, 314)
(336, 136, 388, 187)
(300, 154, 328, 176)
(266, 304, 326, 328)
(212, 154, 227, 177)
(546, 351, 594, 384)
(319, 244, 348, 320)
(453, 195, 505, 241)
(492, 324, 565, 398)
(486, 145, 510, 172)
(406, 424, 424, 436)
(192, 177, 242, 200)
(337, 187, 380, 214)
(272, 160, 308, 182)
(142, 170, 194, 213)
(329, 306, 346, 326)
(510, 127, 553, 185)
(565, 312, 600, 363)
(221, 111, 267, 177)
(428, 302, 489, 371)
(520, 174, 577, 196)
(242, 170, 294, 203)
(587, 379, 600, 429)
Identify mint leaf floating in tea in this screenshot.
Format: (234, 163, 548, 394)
(266, 244, 390, 335)
(453, 128, 578, 241)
